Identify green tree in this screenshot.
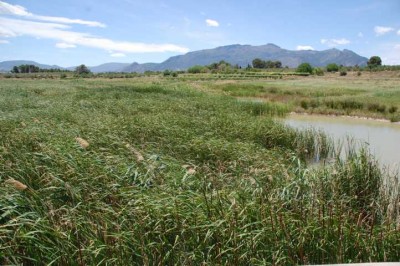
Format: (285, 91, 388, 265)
(15, 64, 40, 73)
(163, 69, 171, 76)
(252, 58, 265, 69)
(187, 65, 205, 74)
(11, 66, 19, 73)
(296, 63, 313, 74)
(367, 56, 382, 68)
(326, 63, 339, 72)
(75, 64, 91, 75)
(273, 61, 282, 68)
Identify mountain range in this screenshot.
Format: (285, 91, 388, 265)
(0, 60, 63, 72)
(0, 44, 368, 73)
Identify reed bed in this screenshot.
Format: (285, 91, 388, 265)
(0, 78, 399, 264)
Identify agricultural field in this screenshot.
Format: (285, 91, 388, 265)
(0, 73, 399, 264)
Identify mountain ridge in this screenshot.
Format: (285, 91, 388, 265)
(123, 43, 367, 72)
(0, 43, 368, 73)
(0, 60, 64, 72)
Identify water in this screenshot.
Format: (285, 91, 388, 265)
(285, 113, 400, 168)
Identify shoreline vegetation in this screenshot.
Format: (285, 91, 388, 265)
(0, 72, 399, 264)
(288, 112, 400, 124)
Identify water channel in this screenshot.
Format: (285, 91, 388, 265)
(285, 113, 400, 169)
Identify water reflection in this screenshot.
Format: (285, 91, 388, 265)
(285, 114, 400, 168)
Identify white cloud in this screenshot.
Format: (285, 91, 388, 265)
(397, 30, 400, 36)
(56, 42, 76, 48)
(296, 45, 314, 51)
(110, 52, 126, 57)
(0, 26, 17, 37)
(0, 17, 189, 54)
(32, 15, 106, 28)
(374, 26, 394, 36)
(0, 39, 9, 44)
(0, 1, 29, 16)
(358, 32, 364, 38)
(0, 1, 105, 27)
(206, 19, 219, 27)
(320, 38, 350, 47)
(380, 44, 400, 65)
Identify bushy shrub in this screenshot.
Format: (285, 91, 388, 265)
(367, 103, 386, 113)
(313, 67, 324, 76)
(300, 100, 309, 109)
(187, 65, 205, 74)
(388, 106, 398, 113)
(296, 63, 313, 74)
(326, 63, 339, 72)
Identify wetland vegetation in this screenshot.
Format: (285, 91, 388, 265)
(0, 72, 399, 264)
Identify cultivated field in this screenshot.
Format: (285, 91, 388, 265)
(0, 73, 399, 264)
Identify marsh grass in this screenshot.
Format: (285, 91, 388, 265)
(205, 73, 400, 121)
(236, 99, 290, 116)
(0, 77, 399, 264)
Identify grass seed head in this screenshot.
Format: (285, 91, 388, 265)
(5, 178, 28, 191)
(182, 164, 196, 174)
(125, 143, 144, 162)
(187, 168, 196, 175)
(76, 137, 90, 149)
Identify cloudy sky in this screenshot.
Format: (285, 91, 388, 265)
(0, 0, 399, 66)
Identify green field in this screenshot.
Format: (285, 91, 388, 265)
(0, 74, 399, 264)
(202, 71, 400, 121)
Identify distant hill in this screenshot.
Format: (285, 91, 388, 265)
(123, 43, 368, 72)
(88, 62, 131, 73)
(0, 60, 63, 72)
(121, 63, 159, 73)
(1, 44, 369, 73)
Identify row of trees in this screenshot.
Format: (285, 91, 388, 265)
(188, 59, 285, 73)
(11, 65, 72, 73)
(10, 64, 91, 75)
(11, 64, 41, 73)
(187, 56, 382, 73)
(252, 58, 282, 69)
(296, 56, 383, 75)
(187, 61, 241, 74)
(9, 56, 385, 77)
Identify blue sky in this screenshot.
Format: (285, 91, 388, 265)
(0, 0, 399, 67)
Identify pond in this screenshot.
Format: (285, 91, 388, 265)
(285, 113, 400, 169)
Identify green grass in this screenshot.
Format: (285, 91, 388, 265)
(202, 71, 400, 120)
(0, 77, 399, 264)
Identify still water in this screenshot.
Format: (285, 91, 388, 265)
(285, 113, 400, 168)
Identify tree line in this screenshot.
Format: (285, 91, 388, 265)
(8, 55, 390, 77)
(11, 64, 66, 73)
(251, 58, 282, 69)
(295, 56, 384, 75)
